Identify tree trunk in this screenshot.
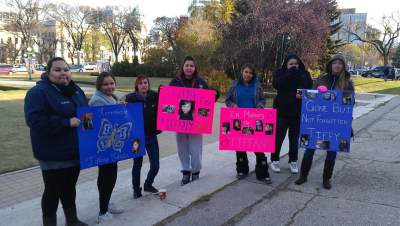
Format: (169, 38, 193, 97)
(114, 50, 119, 63)
(383, 55, 388, 66)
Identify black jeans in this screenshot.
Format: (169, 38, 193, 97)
(41, 165, 80, 218)
(97, 163, 118, 214)
(303, 149, 337, 162)
(132, 135, 160, 191)
(236, 151, 269, 180)
(271, 115, 300, 162)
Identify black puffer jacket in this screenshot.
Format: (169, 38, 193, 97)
(272, 55, 313, 117)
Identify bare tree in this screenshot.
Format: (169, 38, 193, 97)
(124, 7, 142, 63)
(100, 7, 128, 63)
(35, 34, 58, 63)
(5, 0, 47, 62)
(346, 13, 400, 66)
(151, 16, 188, 65)
(49, 3, 94, 65)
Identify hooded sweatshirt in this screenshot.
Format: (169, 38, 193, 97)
(272, 54, 313, 117)
(24, 76, 87, 161)
(315, 54, 354, 91)
(225, 73, 266, 108)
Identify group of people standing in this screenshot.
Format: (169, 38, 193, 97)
(24, 53, 354, 226)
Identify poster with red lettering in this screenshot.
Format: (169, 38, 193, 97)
(157, 86, 216, 134)
(219, 108, 277, 152)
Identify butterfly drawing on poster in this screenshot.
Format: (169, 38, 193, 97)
(97, 118, 133, 153)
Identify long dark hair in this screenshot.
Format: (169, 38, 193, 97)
(326, 55, 350, 90)
(45, 57, 68, 75)
(176, 56, 199, 79)
(178, 100, 195, 120)
(95, 71, 116, 91)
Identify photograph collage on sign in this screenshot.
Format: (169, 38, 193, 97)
(221, 119, 274, 136)
(342, 91, 353, 105)
(82, 112, 94, 131)
(131, 138, 141, 154)
(161, 99, 210, 121)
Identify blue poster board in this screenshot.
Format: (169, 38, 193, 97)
(299, 89, 354, 152)
(77, 103, 146, 169)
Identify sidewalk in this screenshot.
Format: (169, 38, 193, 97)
(0, 92, 396, 226)
(159, 95, 400, 226)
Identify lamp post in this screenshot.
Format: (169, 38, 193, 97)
(100, 46, 106, 72)
(77, 50, 83, 66)
(24, 47, 34, 81)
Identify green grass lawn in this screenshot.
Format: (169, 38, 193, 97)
(0, 90, 36, 173)
(352, 77, 400, 95)
(0, 75, 399, 174)
(0, 72, 171, 92)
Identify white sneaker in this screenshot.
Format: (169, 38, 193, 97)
(108, 202, 124, 214)
(97, 212, 113, 224)
(290, 162, 299, 174)
(271, 161, 280, 173)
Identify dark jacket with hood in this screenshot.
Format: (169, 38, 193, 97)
(169, 73, 209, 89)
(314, 54, 355, 91)
(24, 75, 87, 161)
(125, 90, 162, 136)
(272, 54, 313, 117)
(225, 73, 266, 108)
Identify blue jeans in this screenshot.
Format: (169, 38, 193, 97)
(303, 149, 337, 162)
(132, 135, 160, 190)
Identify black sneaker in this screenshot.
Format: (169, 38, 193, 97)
(191, 172, 200, 181)
(181, 171, 191, 186)
(236, 172, 248, 180)
(323, 179, 332, 189)
(133, 187, 142, 199)
(295, 177, 307, 185)
(260, 177, 272, 184)
(144, 185, 159, 194)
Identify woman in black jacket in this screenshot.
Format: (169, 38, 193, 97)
(271, 54, 313, 174)
(125, 75, 161, 198)
(24, 57, 88, 226)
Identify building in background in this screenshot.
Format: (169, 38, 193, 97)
(332, 8, 367, 44)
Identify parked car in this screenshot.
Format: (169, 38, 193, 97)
(13, 64, 28, 72)
(35, 64, 46, 72)
(70, 64, 84, 73)
(0, 65, 15, 75)
(83, 62, 97, 71)
(361, 66, 387, 78)
(394, 68, 400, 80)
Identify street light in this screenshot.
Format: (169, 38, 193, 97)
(24, 47, 34, 81)
(100, 46, 106, 72)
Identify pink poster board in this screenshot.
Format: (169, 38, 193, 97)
(219, 108, 277, 152)
(157, 86, 216, 134)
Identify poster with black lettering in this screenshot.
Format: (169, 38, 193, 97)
(299, 90, 354, 152)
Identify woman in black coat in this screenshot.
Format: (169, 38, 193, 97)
(271, 54, 313, 174)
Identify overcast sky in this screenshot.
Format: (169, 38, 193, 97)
(1, 0, 399, 29)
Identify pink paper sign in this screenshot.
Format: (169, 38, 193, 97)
(219, 108, 277, 152)
(157, 86, 216, 134)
